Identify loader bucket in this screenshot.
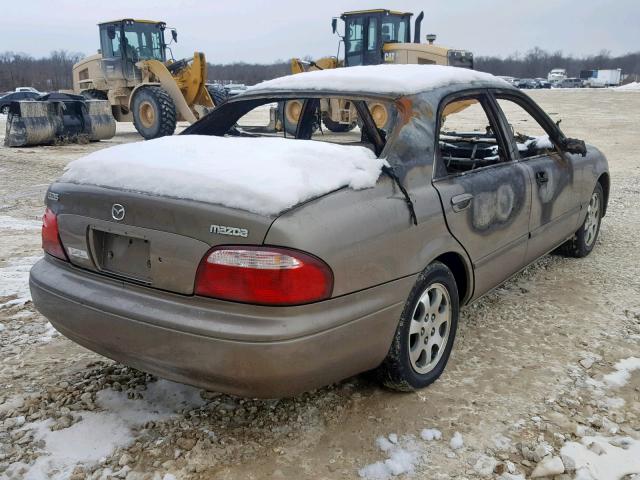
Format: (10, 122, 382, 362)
(4, 94, 116, 147)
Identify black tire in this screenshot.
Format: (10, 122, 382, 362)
(80, 89, 108, 101)
(206, 84, 229, 107)
(131, 86, 176, 140)
(557, 182, 604, 258)
(1, 105, 9, 115)
(322, 113, 356, 133)
(377, 262, 459, 392)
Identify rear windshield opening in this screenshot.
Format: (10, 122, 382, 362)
(185, 96, 397, 157)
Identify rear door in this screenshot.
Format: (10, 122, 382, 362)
(432, 91, 532, 298)
(491, 92, 581, 263)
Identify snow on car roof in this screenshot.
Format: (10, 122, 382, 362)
(60, 136, 386, 216)
(247, 65, 510, 96)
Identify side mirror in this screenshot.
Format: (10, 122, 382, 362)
(171, 29, 178, 43)
(561, 137, 587, 157)
(331, 18, 337, 34)
(107, 26, 116, 40)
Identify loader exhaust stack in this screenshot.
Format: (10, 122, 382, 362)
(4, 93, 116, 147)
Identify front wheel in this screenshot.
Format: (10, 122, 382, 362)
(557, 182, 603, 257)
(131, 86, 177, 140)
(377, 262, 459, 391)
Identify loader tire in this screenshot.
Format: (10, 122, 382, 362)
(322, 112, 356, 133)
(1, 106, 9, 115)
(206, 84, 229, 107)
(132, 86, 176, 140)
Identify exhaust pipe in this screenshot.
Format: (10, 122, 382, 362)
(413, 11, 424, 44)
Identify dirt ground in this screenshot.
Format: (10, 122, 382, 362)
(0, 90, 639, 480)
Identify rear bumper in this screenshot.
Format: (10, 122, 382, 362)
(30, 257, 413, 397)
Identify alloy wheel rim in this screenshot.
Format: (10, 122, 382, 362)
(408, 283, 451, 374)
(584, 191, 600, 247)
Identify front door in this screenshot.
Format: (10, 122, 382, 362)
(492, 93, 581, 263)
(432, 92, 532, 298)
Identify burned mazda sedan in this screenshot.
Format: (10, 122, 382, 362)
(30, 65, 609, 397)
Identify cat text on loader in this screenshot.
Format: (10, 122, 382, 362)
(72, 19, 226, 139)
(280, 9, 473, 134)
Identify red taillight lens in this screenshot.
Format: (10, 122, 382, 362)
(42, 207, 67, 261)
(195, 246, 333, 306)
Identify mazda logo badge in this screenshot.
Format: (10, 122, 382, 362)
(111, 203, 125, 221)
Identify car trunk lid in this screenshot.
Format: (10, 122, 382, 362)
(50, 182, 276, 294)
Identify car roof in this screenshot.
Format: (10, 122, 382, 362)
(245, 65, 513, 98)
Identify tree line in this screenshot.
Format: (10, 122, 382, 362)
(1, 48, 639, 92)
(475, 47, 640, 79)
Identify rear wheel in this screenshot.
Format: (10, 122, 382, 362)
(557, 182, 603, 257)
(277, 100, 309, 136)
(132, 86, 176, 140)
(206, 84, 229, 107)
(377, 262, 459, 391)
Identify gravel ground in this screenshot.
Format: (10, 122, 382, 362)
(0, 90, 639, 480)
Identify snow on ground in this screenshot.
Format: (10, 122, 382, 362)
(60, 135, 386, 216)
(248, 65, 510, 95)
(560, 435, 640, 480)
(17, 380, 205, 480)
(0, 255, 41, 308)
(358, 434, 424, 479)
(613, 81, 640, 91)
(0, 215, 41, 231)
(602, 357, 640, 388)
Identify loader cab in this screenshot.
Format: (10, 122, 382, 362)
(99, 19, 168, 82)
(340, 10, 412, 67)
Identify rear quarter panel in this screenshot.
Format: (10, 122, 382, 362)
(266, 92, 472, 299)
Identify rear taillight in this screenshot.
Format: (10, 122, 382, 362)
(42, 207, 67, 261)
(195, 246, 333, 306)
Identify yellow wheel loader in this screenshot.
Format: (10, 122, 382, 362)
(71, 19, 225, 140)
(280, 9, 474, 135)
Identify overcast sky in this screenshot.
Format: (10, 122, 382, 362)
(2, 0, 639, 62)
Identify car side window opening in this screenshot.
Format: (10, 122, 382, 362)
(496, 98, 558, 159)
(438, 96, 506, 175)
(210, 97, 393, 156)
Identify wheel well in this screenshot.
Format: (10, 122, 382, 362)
(598, 173, 610, 217)
(434, 252, 470, 304)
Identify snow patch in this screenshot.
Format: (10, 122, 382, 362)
(450, 431, 464, 450)
(603, 357, 640, 388)
(60, 135, 386, 216)
(420, 428, 442, 441)
(249, 65, 509, 96)
(19, 380, 205, 480)
(359, 435, 423, 479)
(560, 435, 640, 480)
(613, 82, 640, 91)
(0, 255, 41, 308)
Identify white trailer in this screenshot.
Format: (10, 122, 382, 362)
(582, 69, 622, 87)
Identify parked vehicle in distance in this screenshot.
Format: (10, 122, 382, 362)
(515, 78, 538, 89)
(558, 77, 584, 88)
(224, 83, 248, 97)
(15, 87, 41, 93)
(0, 91, 40, 114)
(580, 69, 622, 87)
(536, 78, 552, 89)
(30, 65, 609, 398)
(548, 68, 567, 82)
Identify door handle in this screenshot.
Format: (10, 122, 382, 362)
(451, 193, 473, 212)
(536, 171, 549, 185)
